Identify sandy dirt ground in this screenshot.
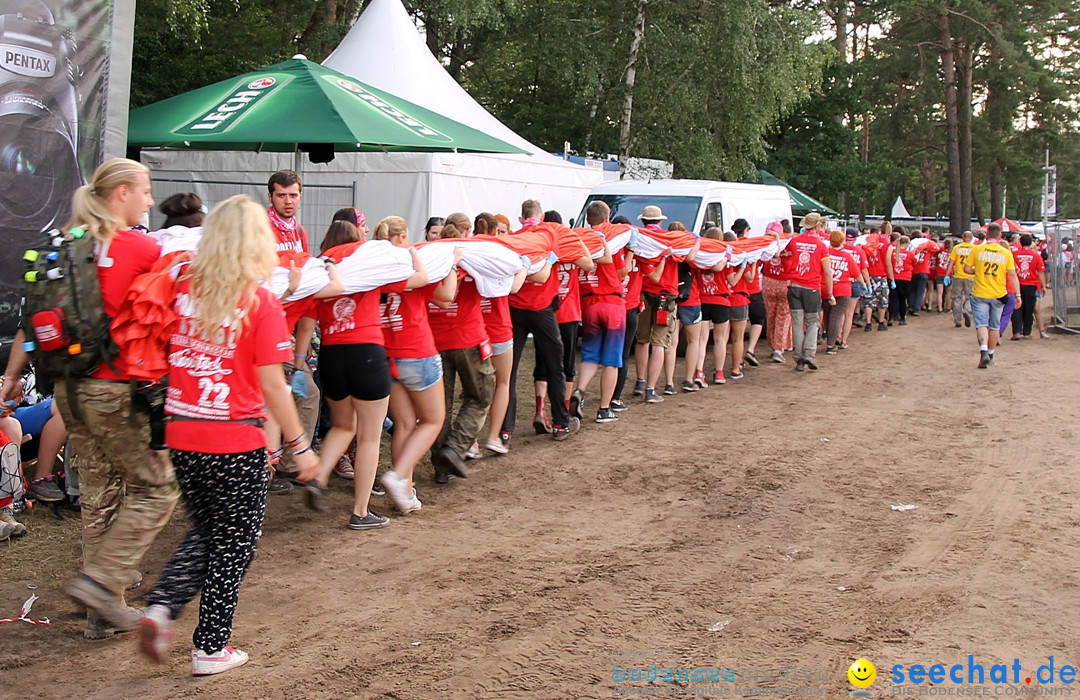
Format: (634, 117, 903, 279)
(3, 308, 1080, 700)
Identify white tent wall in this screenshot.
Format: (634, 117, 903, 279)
(143, 148, 598, 245)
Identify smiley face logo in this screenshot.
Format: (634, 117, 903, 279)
(848, 659, 876, 689)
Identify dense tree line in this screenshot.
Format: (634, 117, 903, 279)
(131, 0, 1079, 227)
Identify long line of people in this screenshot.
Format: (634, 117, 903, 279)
(1, 160, 1055, 679)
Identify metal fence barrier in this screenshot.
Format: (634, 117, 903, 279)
(1045, 223, 1080, 333)
(150, 178, 357, 252)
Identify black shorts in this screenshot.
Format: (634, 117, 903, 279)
(748, 291, 766, 326)
(701, 303, 730, 325)
(319, 343, 392, 402)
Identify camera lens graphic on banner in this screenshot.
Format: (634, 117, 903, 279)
(0, 0, 83, 295)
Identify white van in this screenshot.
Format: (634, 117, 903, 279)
(574, 179, 794, 238)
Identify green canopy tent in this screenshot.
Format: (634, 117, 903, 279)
(750, 170, 839, 218)
(127, 56, 525, 162)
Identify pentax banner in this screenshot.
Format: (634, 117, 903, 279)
(0, 0, 133, 338)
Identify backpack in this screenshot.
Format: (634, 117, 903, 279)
(20, 227, 118, 419)
(0, 428, 24, 506)
(675, 261, 694, 303)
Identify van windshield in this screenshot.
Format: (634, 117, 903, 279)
(577, 195, 703, 230)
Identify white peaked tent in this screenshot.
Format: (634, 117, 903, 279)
(322, 0, 604, 225)
(144, 0, 603, 241)
(891, 196, 912, 219)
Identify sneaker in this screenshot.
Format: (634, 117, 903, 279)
(568, 388, 586, 420)
(499, 430, 512, 447)
(877, 323, 887, 331)
(826, 346, 838, 355)
(644, 388, 664, 403)
(63, 574, 144, 631)
(610, 399, 629, 412)
(596, 408, 618, 423)
(729, 370, 743, 380)
(632, 378, 646, 396)
(744, 351, 759, 367)
(1010, 335, 1022, 341)
(681, 380, 698, 392)
(303, 481, 327, 512)
(662, 384, 677, 395)
(485, 438, 509, 455)
(406, 489, 422, 513)
(988, 352, 996, 366)
(348, 510, 390, 530)
(380, 471, 416, 515)
(0, 505, 27, 537)
(267, 476, 293, 495)
(865, 323, 874, 333)
(963, 312, 972, 327)
(465, 442, 482, 460)
(713, 371, 726, 385)
(29, 475, 64, 502)
(909, 311, 919, 317)
(805, 359, 819, 371)
(954, 322, 962, 327)
(84, 616, 117, 640)
(694, 369, 709, 387)
(371, 480, 386, 496)
(333, 454, 355, 480)
(795, 360, 806, 372)
(192, 646, 249, 676)
(978, 350, 990, 369)
(0, 521, 14, 542)
(770, 350, 786, 363)
(438, 446, 469, 479)
(139, 604, 173, 664)
(899, 318, 907, 326)
(1041, 330, 1050, 339)
(552, 417, 581, 441)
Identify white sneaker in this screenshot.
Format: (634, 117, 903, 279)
(191, 645, 249, 676)
(407, 488, 422, 513)
(465, 442, 482, 460)
(380, 471, 415, 515)
(484, 438, 509, 455)
(139, 604, 173, 663)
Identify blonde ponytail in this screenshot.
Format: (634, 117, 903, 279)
(67, 157, 150, 242)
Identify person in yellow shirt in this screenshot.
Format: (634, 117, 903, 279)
(946, 231, 976, 327)
(963, 223, 1021, 368)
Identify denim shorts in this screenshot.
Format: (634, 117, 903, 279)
(970, 295, 1004, 330)
(394, 354, 444, 392)
(677, 305, 702, 326)
(492, 339, 513, 357)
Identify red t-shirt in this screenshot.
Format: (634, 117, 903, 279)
(912, 245, 935, 275)
(381, 285, 437, 359)
(893, 250, 914, 281)
(696, 268, 730, 306)
(579, 256, 624, 299)
(314, 281, 407, 346)
(91, 229, 164, 381)
(781, 232, 830, 289)
(270, 220, 309, 254)
(554, 262, 582, 324)
(481, 295, 513, 344)
(428, 276, 489, 351)
(1014, 249, 1045, 287)
(866, 240, 892, 278)
(640, 257, 679, 296)
(744, 262, 762, 295)
(935, 249, 951, 276)
(166, 284, 292, 453)
(622, 255, 643, 311)
(844, 243, 869, 275)
(729, 268, 751, 306)
(827, 248, 859, 297)
(679, 270, 701, 308)
(762, 254, 787, 281)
